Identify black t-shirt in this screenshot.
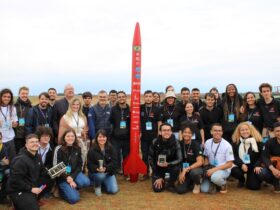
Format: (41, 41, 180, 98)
(140, 104, 162, 141)
(160, 105, 181, 132)
(180, 140, 203, 165)
(262, 137, 280, 167)
(240, 107, 263, 133)
(257, 98, 280, 129)
(199, 106, 223, 140)
(180, 114, 204, 143)
(192, 99, 204, 113)
(38, 107, 49, 125)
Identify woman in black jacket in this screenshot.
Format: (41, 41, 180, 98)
(87, 129, 118, 196)
(55, 129, 90, 204)
(231, 122, 263, 190)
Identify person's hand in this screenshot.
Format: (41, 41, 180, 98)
(157, 161, 168, 168)
(69, 181, 77, 189)
(272, 168, 280, 178)
(153, 178, 164, 189)
(97, 167, 106, 173)
(1, 157, 9, 165)
(241, 164, 248, 172)
(66, 176, 73, 184)
(254, 167, 263, 174)
(12, 121, 18, 128)
(206, 168, 217, 177)
(31, 187, 42, 195)
(178, 171, 186, 184)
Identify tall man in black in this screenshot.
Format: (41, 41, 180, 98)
(109, 91, 130, 174)
(140, 90, 162, 180)
(7, 134, 47, 210)
(149, 123, 182, 192)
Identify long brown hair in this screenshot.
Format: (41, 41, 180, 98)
(92, 129, 112, 151)
(60, 129, 80, 152)
(240, 92, 256, 121)
(223, 84, 241, 120)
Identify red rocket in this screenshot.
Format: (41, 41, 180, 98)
(123, 22, 147, 182)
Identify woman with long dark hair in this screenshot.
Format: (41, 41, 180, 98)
(87, 129, 118, 196)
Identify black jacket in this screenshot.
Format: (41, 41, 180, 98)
(0, 144, 9, 172)
(56, 146, 83, 182)
(148, 135, 182, 178)
(7, 148, 46, 194)
(52, 98, 69, 136)
(14, 98, 32, 138)
(110, 103, 130, 140)
(257, 98, 280, 129)
(87, 146, 117, 175)
(25, 105, 53, 135)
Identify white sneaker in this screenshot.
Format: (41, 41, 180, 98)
(95, 187, 102, 196)
(193, 184, 201, 194)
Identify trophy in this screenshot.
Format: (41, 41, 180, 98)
(158, 155, 166, 164)
(98, 160, 104, 169)
(48, 162, 67, 179)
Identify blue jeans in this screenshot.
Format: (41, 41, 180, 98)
(89, 173, 118, 194)
(58, 172, 90, 204)
(201, 170, 230, 193)
(257, 167, 280, 187)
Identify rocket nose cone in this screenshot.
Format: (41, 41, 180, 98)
(133, 22, 141, 45)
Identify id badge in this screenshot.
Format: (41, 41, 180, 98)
(19, 118, 25, 126)
(212, 159, 218, 166)
(183, 162, 189, 169)
(191, 133, 196, 140)
(2, 120, 11, 131)
(120, 120, 126, 129)
(247, 121, 252, 125)
(44, 123, 50, 128)
(243, 153, 251, 164)
(66, 166, 71, 174)
(167, 118, 174, 127)
(146, 121, 152, 130)
(262, 136, 269, 144)
(228, 114, 235, 122)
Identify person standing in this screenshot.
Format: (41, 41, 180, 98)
(109, 91, 130, 174)
(108, 90, 118, 108)
(0, 89, 18, 161)
(14, 86, 32, 153)
(82, 91, 93, 119)
(177, 87, 191, 115)
(47, 88, 57, 108)
(140, 90, 162, 180)
(191, 88, 204, 113)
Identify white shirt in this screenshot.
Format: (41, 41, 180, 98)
(39, 143, 50, 164)
(204, 138, 234, 172)
(0, 106, 18, 143)
(64, 112, 86, 137)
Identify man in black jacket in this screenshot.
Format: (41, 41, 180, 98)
(52, 84, 75, 138)
(109, 91, 130, 174)
(7, 134, 47, 210)
(148, 123, 182, 192)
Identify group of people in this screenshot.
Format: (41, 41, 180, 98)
(0, 82, 279, 209)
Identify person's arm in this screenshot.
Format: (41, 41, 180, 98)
(87, 107, 96, 140)
(25, 108, 34, 136)
(148, 139, 156, 172)
(200, 129, 205, 145)
(167, 141, 183, 166)
(52, 102, 59, 137)
(70, 149, 83, 180)
(262, 140, 273, 168)
(232, 143, 244, 167)
(87, 149, 99, 174)
(105, 147, 118, 175)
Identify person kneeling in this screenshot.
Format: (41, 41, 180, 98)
(55, 129, 90, 204)
(148, 123, 182, 192)
(176, 125, 204, 194)
(87, 129, 118, 196)
(201, 123, 234, 194)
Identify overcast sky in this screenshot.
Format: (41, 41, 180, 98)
(0, 0, 279, 95)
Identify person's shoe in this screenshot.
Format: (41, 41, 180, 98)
(193, 184, 201, 194)
(208, 183, 217, 194)
(53, 187, 60, 198)
(124, 175, 130, 181)
(220, 184, 227, 194)
(273, 184, 280, 193)
(166, 184, 176, 193)
(139, 174, 149, 181)
(95, 187, 102, 196)
(237, 181, 245, 188)
(118, 169, 123, 175)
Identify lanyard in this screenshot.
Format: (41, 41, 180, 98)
(72, 114, 79, 127)
(186, 115, 194, 122)
(211, 140, 221, 159)
(19, 105, 26, 118)
(121, 109, 125, 120)
(39, 108, 48, 122)
(167, 106, 175, 118)
(145, 105, 152, 121)
(247, 107, 256, 121)
(230, 101, 234, 113)
(39, 147, 48, 159)
(67, 147, 74, 165)
(0, 107, 9, 121)
(243, 141, 251, 153)
(183, 141, 192, 160)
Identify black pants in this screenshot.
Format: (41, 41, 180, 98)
(111, 138, 130, 170)
(231, 166, 261, 190)
(14, 138, 26, 154)
(176, 167, 203, 194)
(141, 140, 152, 173)
(38, 175, 55, 196)
(10, 192, 39, 210)
(3, 140, 16, 161)
(152, 165, 180, 192)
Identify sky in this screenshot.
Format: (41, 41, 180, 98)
(0, 0, 280, 95)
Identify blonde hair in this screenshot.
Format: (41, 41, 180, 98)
(65, 98, 86, 121)
(232, 122, 262, 144)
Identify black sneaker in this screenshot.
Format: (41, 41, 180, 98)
(237, 181, 245, 188)
(208, 183, 217, 194)
(273, 184, 280, 193)
(220, 184, 227, 194)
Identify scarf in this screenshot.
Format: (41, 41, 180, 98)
(238, 137, 259, 161)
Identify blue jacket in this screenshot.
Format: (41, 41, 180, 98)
(25, 105, 53, 135)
